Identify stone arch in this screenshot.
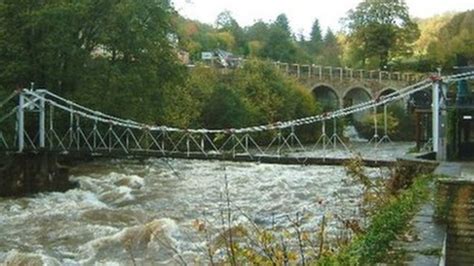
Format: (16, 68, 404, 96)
(409, 89, 432, 110)
(312, 84, 340, 111)
(343, 87, 372, 107)
(377, 88, 398, 99)
(376, 88, 404, 112)
(343, 87, 373, 121)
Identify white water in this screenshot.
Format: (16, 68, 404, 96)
(0, 144, 412, 265)
(344, 125, 368, 142)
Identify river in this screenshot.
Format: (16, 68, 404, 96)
(0, 142, 414, 265)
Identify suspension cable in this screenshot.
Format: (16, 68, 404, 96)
(16, 71, 474, 136)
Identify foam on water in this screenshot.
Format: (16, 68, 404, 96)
(70, 172, 146, 206)
(344, 125, 368, 142)
(3, 250, 61, 266)
(77, 218, 181, 265)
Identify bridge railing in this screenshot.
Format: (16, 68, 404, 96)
(189, 60, 425, 83)
(271, 62, 425, 83)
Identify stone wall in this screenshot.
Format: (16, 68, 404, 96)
(436, 180, 474, 265)
(0, 152, 74, 197)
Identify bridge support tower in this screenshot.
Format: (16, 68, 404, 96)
(432, 78, 448, 161)
(16, 88, 47, 152)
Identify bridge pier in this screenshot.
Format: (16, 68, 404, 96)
(0, 151, 76, 197)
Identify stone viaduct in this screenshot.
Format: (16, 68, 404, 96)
(273, 62, 425, 111)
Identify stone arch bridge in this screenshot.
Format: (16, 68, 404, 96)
(273, 62, 425, 111)
(194, 61, 427, 112)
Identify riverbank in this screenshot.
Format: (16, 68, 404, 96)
(0, 152, 76, 197)
(320, 175, 434, 264)
(321, 161, 474, 265)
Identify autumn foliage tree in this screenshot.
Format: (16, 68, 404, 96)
(427, 10, 474, 68)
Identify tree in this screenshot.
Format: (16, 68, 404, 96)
(344, 0, 419, 68)
(202, 85, 249, 129)
(245, 20, 269, 43)
(261, 14, 297, 62)
(233, 60, 317, 124)
(0, 0, 184, 123)
(0, 0, 87, 91)
(215, 10, 246, 54)
(428, 10, 474, 68)
(274, 13, 292, 37)
(308, 19, 324, 55)
(216, 10, 234, 29)
(413, 13, 456, 56)
(214, 31, 236, 50)
(75, 0, 184, 122)
(244, 20, 270, 57)
(319, 28, 341, 66)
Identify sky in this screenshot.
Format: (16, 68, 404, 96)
(172, 0, 473, 37)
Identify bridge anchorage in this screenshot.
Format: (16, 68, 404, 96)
(1, 71, 473, 165)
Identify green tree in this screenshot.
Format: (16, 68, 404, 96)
(244, 20, 270, 57)
(233, 60, 317, 124)
(188, 59, 318, 133)
(261, 14, 297, 62)
(319, 28, 342, 66)
(202, 85, 250, 129)
(344, 0, 419, 68)
(215, 10, 246, 54)
(0, 0, 184, 123)
(74, 0, 184, 122)
(428, 10, 474, 68)
(245, 20, 270, 43)
(308, 19, 324, 55)
(0, 0, 87, 92)
(274, 13, 292, 37)
(174, 17, 222, 59)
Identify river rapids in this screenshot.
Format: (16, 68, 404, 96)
(0, 143, 414, 265)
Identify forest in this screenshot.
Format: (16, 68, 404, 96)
(176, 5, 473, 71)
(0, 0, 472, 131)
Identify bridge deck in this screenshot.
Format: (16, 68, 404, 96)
(1, 149, 394, 167)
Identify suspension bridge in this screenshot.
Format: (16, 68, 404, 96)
(0, 71, 473, 166)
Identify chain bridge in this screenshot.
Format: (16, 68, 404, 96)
(0, 71, 473, 165)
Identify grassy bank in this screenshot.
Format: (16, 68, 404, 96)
(318, 174, 432, 265)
